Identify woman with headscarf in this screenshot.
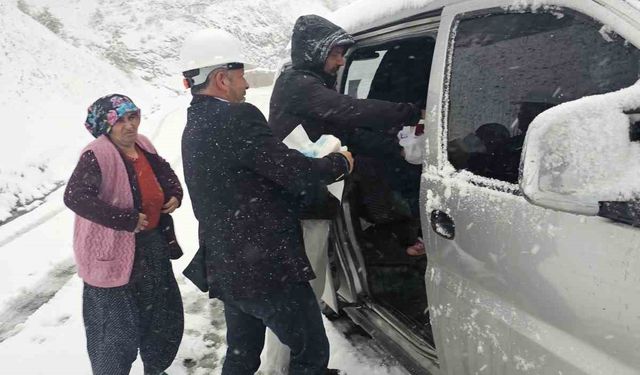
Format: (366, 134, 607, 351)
(64, 94, 184, 375)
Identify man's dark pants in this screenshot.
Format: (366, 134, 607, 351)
(222, 282, 329, 375)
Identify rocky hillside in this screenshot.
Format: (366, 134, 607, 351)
(16, 0, 355, 89)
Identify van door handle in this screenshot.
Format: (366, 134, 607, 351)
(430, 210, 455, 240)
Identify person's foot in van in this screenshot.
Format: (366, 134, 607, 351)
(406, 239, 425, 256)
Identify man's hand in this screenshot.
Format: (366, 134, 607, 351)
(134, 213, 148, 233)
(161, 196, 180, 214)
(339, 150, 354, 173)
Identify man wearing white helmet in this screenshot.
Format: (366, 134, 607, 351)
(179, 28, 354, 375)
(179, 28, 250, 102)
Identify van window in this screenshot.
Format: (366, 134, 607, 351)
(345, 38, 434, 104)
(446, 9, 640, 184)
(345, 50, 387, 99)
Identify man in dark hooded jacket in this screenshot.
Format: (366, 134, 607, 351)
(180, 28, 354, 375)
(269, 14, 423, 230)
(269, 15, 421, 145)
(262, 14, 424, 374)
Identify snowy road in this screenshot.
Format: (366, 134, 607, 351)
(0, 88, 409, 375)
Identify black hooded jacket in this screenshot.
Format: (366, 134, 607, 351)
(269, 15, 421, 149)
(181, 95, 349, 300)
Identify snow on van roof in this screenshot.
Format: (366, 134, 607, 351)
(327, 0, 562, 34)
(328, 0, 442, 33)
(330, 0, 640, 34)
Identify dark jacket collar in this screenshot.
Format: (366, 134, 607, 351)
(190, 94, 227, 106)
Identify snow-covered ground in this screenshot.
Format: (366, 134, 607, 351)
(0, 82, 409, 374)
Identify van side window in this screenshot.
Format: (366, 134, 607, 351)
(345, 38, 435, 103)
(446, 9, 640, 184)
(342, 38, 435, 155)
(345, 50, 387, 99)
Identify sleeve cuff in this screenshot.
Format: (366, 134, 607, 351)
(334, 153, 351, 180)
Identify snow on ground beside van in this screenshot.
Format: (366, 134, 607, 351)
(0, 274, 409, 375)
(0, 2, 178, 223)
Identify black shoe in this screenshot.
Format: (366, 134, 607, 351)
(326, 369, 345, 375)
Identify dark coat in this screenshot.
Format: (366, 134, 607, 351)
(64, 140, 183, 258)
(181, 95, 349, 300)
(269, 15, 421, 149)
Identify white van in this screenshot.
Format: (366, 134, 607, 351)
(308, 1, 640, 374)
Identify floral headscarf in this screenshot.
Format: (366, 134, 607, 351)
(84, 94, 140, 138)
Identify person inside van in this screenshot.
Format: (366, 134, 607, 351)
(502, 99, 560, 182)
(448, 94, 560, 183)
(359, 39, 435, 257)
(448, 122, 511, 180)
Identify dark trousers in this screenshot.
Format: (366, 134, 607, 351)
(222, 282, 329, 375)
(83, 230, 184, 375)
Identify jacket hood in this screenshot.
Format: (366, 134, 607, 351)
(291, 15, 354, 73)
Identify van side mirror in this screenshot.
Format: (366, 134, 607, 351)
(520, 84, 640, 215)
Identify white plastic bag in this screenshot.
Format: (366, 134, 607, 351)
(283, 125, 346, 201)
(397, 122, 425, 165)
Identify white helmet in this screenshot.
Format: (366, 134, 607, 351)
(179, 28, 252, 88)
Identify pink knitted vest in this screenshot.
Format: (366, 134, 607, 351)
(73, 134, 157, 288)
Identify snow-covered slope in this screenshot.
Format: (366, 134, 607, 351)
(0, 2, 177, 222)
(17, 0, 355, 89)
(0, 0, 357, 221)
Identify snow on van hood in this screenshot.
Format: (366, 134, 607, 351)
(521, 81, 640, 213)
